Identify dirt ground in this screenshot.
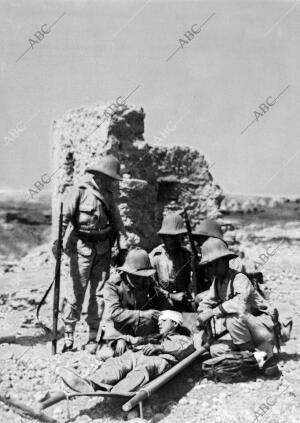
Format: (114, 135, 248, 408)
(0, 222, 300, 423)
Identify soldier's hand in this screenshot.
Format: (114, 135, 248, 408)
(197, 309, 214, 325)
(114, 339, 127, 356)
(142, 344, 162, 356)
(170, 292, 186, 302)
(140, 309, 161, 321)
(130, 336, 144, 346)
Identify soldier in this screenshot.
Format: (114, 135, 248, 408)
(192, 218, 224, 247)
(52, 155, 127, 353)
(97, 248, 170, 360)
(197, 237, 277, 375)
(58, 310, 195, 393)
(192, 219, 225, 294)
(149, 213, 194, 312)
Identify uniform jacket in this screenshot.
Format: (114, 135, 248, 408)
(62, 175, 127, 254)
(102, 271, 170, 338)
(132, 332, 195, 364)
(201, 268, 271, 317)
(156, 333, 195, 362)
(149, 244, 191, 293)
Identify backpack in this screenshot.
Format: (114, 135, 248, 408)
(202, 351, 259, 383)
(213, 270, 266, 303)
(244, 271, 266, 298)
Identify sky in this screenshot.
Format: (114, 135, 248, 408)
(0, 0, 300, 197)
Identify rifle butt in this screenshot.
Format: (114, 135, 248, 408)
(0, 392, 58, 423)
(38, 391, 67, 411)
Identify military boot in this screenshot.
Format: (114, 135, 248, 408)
(262, 355, 280, 377)
(62, 331, 74, 353)
(83, 329, 98, 354)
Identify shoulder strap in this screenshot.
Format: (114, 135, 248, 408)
(76, 184, 113, 226)
(72, 187, 84, 231)
(84, 184, 113, 226)
(228, 271, 241, 300)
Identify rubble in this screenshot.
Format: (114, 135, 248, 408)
(0, 226, 300, 422)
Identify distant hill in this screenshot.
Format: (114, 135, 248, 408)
(0, 191, 51, 270)
(225, 192, 300, 203)
(0, 190, 51, 210)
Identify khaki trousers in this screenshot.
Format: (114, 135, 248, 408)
(92, 350, 171, 392)
(62, 246, 111, 332)
(210, 312, 275, 357)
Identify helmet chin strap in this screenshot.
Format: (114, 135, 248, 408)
(125, 273, 135, 288)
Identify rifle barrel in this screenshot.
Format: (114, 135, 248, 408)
(52, 203, 63, 355)
(183, 208, 199, 295)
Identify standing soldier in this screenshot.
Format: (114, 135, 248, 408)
(149, 213, 193, 312)
(52, 155, 127, 353)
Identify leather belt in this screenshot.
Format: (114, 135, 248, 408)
(76, 226, 113, 243)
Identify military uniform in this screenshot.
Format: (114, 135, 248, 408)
(62, 176, 126, 336)
(193, 219, 225, 293)
(198, 238, 275, 358)
(149, 244, 193, 311)
(101, 270, 169, 339)
(59, 310, 195, 393)
(55, 155, 127, 351)
(92, 332, 194, 392)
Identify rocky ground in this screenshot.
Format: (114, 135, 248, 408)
(0, 221, 300, 423)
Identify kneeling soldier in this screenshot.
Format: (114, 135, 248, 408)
(96, 248, 170, 360)
(149, 213, 193, 312)
(197, 237, 277, 374)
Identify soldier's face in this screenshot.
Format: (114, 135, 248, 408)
(94, 173, 117, 192)
(127, 274, 150, 291)
(206, 258, 228, 278)
(158, 318, 176, 335)
(162, 235, 182, 252)
(195, 235, 208, 246)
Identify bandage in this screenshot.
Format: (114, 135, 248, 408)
(159, 310, 183, 326)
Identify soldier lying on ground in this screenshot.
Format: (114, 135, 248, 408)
(197, 237, 278, 376)
(94, 248, 170, 360)
(58, 310, 195, 393)
(149, 213, 194, 312)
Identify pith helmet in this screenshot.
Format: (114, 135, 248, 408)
(200, 238, 237, 266)
(117, 248, 156, 277)
(86, 155, 122, 181)
(158, 213, 187, 236)
(193, 219, 223, 240)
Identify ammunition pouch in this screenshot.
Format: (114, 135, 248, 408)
(76, 226, 114, 243)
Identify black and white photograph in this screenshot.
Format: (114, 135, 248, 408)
(0, 1, 299, 422)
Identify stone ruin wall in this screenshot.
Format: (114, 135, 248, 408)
(51, 103, 223, 251)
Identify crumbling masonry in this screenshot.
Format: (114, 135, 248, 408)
(51, 103, 223, 250)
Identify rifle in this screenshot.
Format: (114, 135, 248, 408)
(183, 208, 199, 297)
(52, 202, 63, 355)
